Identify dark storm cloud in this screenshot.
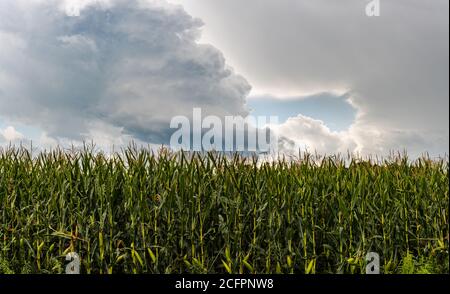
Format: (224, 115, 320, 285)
(0, 0, 250, 143)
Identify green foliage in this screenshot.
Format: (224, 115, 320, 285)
(400, 253, 415, 274)
(0, 146, 448, 274)
(399, 252, 442, 274)
(0, 258, 14, 274)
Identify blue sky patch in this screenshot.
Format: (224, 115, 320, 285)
(247, 93, 356, 132)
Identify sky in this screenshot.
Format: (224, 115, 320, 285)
(0, 0, 448, 157)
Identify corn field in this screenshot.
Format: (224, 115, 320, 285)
(0, 146, 448, 274)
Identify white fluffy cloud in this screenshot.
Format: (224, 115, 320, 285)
(273, 114, 441, 158)
(273, 115, 355, 155)
(0, 0, 250, 144)
(0, 126, 24, 142)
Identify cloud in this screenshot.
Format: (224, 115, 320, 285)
(0, 0, 250, 144)
(0, 126, 25, 142)
(168, 0, 449, 156)
(1, 0, 448, 157)
(273, 115, 356, 155)
(273, 114, 444, 158)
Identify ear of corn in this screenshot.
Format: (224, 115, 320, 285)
(0, 146, 448, 273)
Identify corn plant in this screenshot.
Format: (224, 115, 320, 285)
(0, 146, 448, 274)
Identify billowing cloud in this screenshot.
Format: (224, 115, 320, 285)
(168, 0, 449, 157)
(0, 126, 24, 142)
(273, 115, 356, 155)
(1, 0, 448, 157)
(273, 114, 442, 158)
(0, 0, 250, 144)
